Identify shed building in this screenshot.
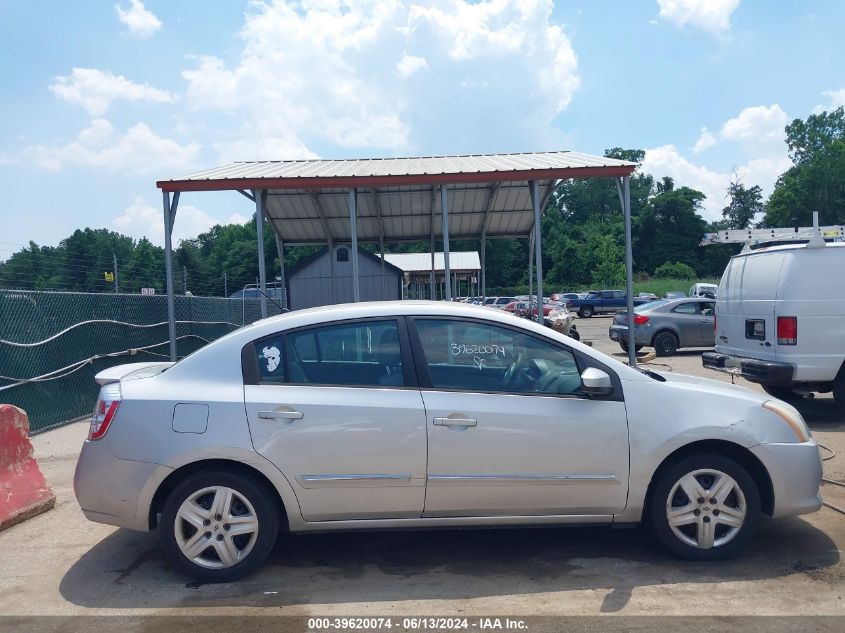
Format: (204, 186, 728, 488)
(287, 245, 402, 309)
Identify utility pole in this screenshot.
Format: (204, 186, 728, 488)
(112, 253, 118, 293)
(224, 271, 228, 297)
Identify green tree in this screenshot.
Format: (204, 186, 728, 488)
(722, 175, 764, 229)
(636, 186, 707, 274)
(654, 261, 696, 278)
(764, 107, 845, 226)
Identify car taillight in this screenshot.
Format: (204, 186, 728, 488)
(89, 383, 121, 440)
(633, 314, 649, 325)
(777, 316, 797, 345)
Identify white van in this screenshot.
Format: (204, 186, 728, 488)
(689, 282, 718, 298)
(703, 241, 845, 405)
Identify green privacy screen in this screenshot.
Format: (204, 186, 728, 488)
(0, 290, 283, 434)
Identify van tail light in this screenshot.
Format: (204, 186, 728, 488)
(89, 383, 121, 440)
(633, 314, 650, 325)
(777, 316, 797, 345)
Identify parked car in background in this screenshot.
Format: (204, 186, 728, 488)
(703, 242, 845, 405)
(568, 290, 650, 318)
(690, 283, 719, 299)
(609, 298, 716, 356)
(665, 291, 687, 299)
(503, 300, 529, 317)
(551, 292, 582, 303)
(484, 296, 517, 309)
(637, 292, 659, 301)
(75, 301, 822, 581)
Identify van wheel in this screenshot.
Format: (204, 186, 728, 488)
(648, 453, 761, 560)
(160, 470, 279, 582)
(831, 373, 845, 407)
(653, 331, 679, 356)
(579, 306, 594, 318)
(762, 385, 803, 402)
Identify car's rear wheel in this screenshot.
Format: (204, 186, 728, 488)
(620, 341, 643, 353)
(648, 454, 760, 560)
(653, 331, 679, 356)
(579, 306, 594, 318)
(160, 470, 280, 582)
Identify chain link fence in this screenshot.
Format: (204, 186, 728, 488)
(0, 289, 282, 434)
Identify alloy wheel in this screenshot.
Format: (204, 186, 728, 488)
(666, 469, 746, 549)
(174, 485, 259, 569)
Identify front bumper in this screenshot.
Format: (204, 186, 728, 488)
(74, 438, 173, 532)
(750, 441, 823, 519)
(702, 352, 795, 386)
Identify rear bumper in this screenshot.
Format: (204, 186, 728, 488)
(750, 441, 823, 519)
(702, 352, 794, 386)
(74, 438, 173, 532)
(608, 325, 649, 346)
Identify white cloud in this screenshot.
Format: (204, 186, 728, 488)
(115, 0, 162, 39)
(396, 54, 429, 78)
(814, 87, 845, 113)
(112, 198, 249, 245)
(656, 0, 740, 33)
(642, 144, 789, 221)
(720, 104, 787, 143)
(693, 126, 716, 153)
(50, 68, 175, 115)
(182, 0, 579, 159)
(27, 118, 200, 174)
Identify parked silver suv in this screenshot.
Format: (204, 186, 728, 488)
(75, 301, 821, 581)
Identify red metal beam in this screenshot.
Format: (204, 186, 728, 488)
(156, 165, 635, 193)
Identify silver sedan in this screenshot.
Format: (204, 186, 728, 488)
(608, 297, 716, 356)
(74, 301, 821, 581)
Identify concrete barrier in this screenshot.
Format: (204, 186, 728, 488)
(0, 405, 55, 531)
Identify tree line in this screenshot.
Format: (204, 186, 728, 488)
(2, 107, 843, 295)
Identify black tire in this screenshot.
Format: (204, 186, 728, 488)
(834, 372, 845, 408)
(653, 331, 679, 356)
(619, 341, 644, 353)
(762, 384, 803, 402)
(568, 327, 581, 341)
(648, 453, 761, 561)
(579, 306, 594, 318)
(160, 469, 280, 582)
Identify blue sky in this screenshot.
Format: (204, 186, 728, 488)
(2, 0, 844, 258)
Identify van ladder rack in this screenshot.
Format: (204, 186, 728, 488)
(700, 212, 844, 249)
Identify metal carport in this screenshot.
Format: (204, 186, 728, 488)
(156, 151, 638, 363)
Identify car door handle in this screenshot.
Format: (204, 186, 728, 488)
(258, 410, 304, 420)
(433, 417, 477, 427)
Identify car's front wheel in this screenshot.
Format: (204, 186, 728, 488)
(160, 469, 280, 582)
(648, 454, 761, 560)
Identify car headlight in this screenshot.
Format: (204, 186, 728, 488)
(762, 400, 810, 443)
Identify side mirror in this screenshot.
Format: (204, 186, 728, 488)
(581, 367, 613, 396)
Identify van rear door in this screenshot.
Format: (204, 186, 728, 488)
(717, 251, 786, 361)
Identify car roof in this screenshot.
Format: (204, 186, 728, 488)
(732, 242, 845, 258)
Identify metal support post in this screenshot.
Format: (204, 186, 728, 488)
(162, 190, 180, 361)
(349, 188, 360, 302)
(255, 189, 268, 318)
(530, 180, 543, 324)
(622, 176, 636, 366)
(480, 232, 486, 300)
(441, 184, 451, 301)
(274, 233, 287, 310)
